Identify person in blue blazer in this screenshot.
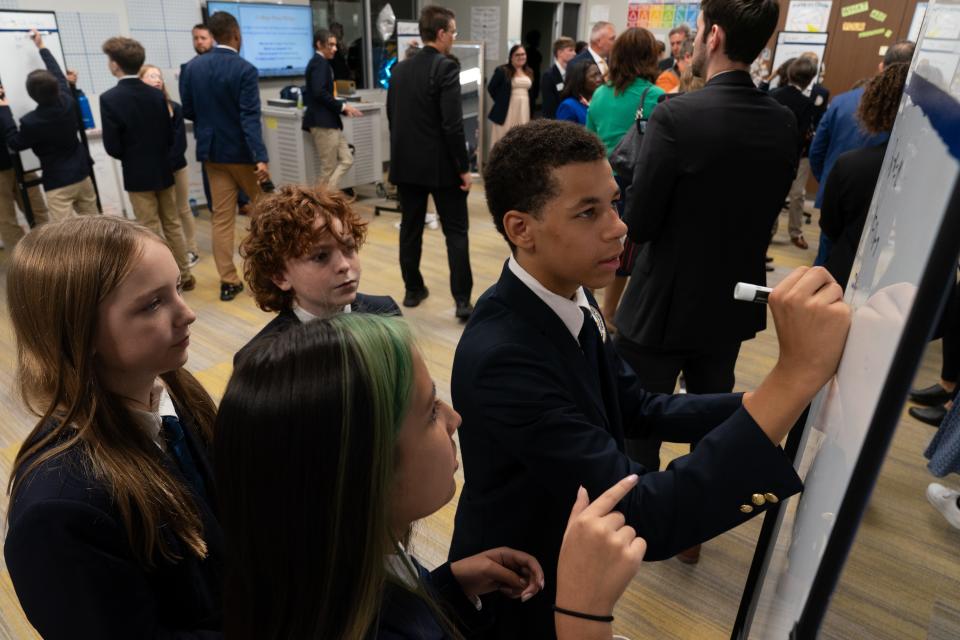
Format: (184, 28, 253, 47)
(235, 183, 400, 365)
(555, 59, 603, 125)
(448, 120, 852, 638)
(100, 36, 194, 290)
(181, 11, 270, 301)
(0, 29, 96, 221)
(303, 29, 363, 189)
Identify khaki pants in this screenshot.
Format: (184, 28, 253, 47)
(46, 177, 99, 220)
(173, 167, 199, 254)
(786, 157, 811, 240)
(310, 127, 353, 190)
(128, 186, 191, 277)
(204, 161, 261, 285)
(0, 169, 49, 250)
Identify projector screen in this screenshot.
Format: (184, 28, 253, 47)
(206, 2, 313, 78)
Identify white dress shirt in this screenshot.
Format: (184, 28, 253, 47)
(130, 383, 179, 449)
(292, 302, 352, 324)
(587, 46, 609, 77)
(507, 255, 593, 344)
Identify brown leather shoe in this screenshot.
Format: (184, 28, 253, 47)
(180, 275, 196, 291)
(676, 544, 701, 564)
(791, 236, 809, 250)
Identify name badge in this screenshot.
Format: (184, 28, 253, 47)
(556, 82, 564, 91)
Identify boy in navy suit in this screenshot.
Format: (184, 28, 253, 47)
(304, 29, 362, 189)
(100, 37, 194, 290)
(234, 184, 399, 364)
(0, 29, 97, 221)
(181, 11, 269, 302)
(448, 118, 851, 638)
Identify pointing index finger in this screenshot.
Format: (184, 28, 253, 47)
(580, 474, 639, 519)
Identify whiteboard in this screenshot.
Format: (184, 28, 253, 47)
(0, 10, 69, 173)
(744, 1, 960, 637)
(772, 31, 828, 79)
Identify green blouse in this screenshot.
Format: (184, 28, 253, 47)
(586, 77, 665, 159)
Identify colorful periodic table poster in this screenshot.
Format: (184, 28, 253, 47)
(627, 2, 700, 29)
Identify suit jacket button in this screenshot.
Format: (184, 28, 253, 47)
(765, 493, 780, 504)
(740, 504, 754, 513)
(752, 493, 766, 506)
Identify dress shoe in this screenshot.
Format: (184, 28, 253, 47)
(180, 274, 196, 292)
(804, 212, 813, 224)
(403, 288, 429, 307)
(187, 251, 200, 268)
(676, 544, 701, 564)
(908, 404, 948, 427)
(927, 483, 960, 530)
(791, 235, 809, 250)
(765, 255, 774, 263)
(909, 383, 956, 406)
(766, 263, 775, 272)
(220, 281, 244, 301)
(455, 300, 474, 321)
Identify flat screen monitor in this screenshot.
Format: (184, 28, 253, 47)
(206, 1, 313, 78)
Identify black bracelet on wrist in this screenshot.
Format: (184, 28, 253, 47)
(552, 605, 614, 623)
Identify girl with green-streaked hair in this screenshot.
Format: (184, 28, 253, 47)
(215, 314, 646, 639)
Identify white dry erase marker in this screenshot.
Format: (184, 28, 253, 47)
(734, 282, 772, 304)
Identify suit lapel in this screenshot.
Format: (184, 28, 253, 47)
(495, 264, 611, 429)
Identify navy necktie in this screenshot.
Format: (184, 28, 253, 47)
(161, 415, 208, 502)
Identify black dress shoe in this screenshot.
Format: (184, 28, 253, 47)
(909, 404, 948, 427)
(403, 288, 429, 307)
(909, 383, 956, 406)
(765, 255, 774, 263)
(455, 300, 474, 320)
(220, 282, 244, 301)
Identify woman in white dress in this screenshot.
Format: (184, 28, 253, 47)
(487, 45, 533, 147)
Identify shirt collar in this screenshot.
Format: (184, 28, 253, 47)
(293, 302, 351, 324)
(118, 74, 140, 82)
(508, 255, 591, 342)
(129, 382, 179, 448)
(216, 44, 238, 53)
(588, 46, 604, 65)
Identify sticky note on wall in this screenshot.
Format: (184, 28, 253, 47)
(870, 9, 887, 22)
(859, 27, 886, 38)
(843, 21, 866, 31)
(841, 2, 870, 18)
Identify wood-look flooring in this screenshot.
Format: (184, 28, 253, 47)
(0, 188, 956, 639)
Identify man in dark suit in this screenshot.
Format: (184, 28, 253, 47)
(0, 29, 96, 221)
(387, 5, 473, 320)
(100, 36, 194, 290)
(182, 11, 269, 301)
(304, 29, 362, 189)
(615, 0, 798, 495)
(570, 21, 615, 78)
(540, 37, 576, 119)
(448, 119, 850, 639)
(659, 24, 692, 71)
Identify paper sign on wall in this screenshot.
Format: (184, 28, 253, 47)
(859, 27, 885, 38)
(870, 8, 887, 22)
(589, 4, 610, 23)
(785, 1, 833, 33)
(843, 21, 866, 31)
(841, 1, 870, 17)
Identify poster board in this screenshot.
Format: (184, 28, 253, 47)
(785, 0, 832, 33)
(0, 10, 68, 174)
(396, 20, 420, 60)
(739, 1, 960, 637)
(772, 31, 828, 77)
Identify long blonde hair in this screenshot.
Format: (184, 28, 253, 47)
(6, 216, 216, 566)
(138, 64, 173, 115)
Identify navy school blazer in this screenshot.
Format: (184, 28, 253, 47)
(0, 47, 89, 190)
(4, 400, 224, 639)
(302, 52, 343, 131)
(181, 47, 268, 165)
(100, 78, 175, 192)
(233, 293, 402, 366)
(448, 262, 803, 638)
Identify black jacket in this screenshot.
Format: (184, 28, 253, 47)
(448, 262, 803, 638)
(302, 53, 343, 131)
(387, 46, 468, 189)
(100, 78, 175, 192)
(486, 66, 536, 126)
(540, 63, 564, 119)
(171, 101, 189, 172)
(821, 143, 888, 288)
(618, 70, 799, 350)
(0, 48, 88, 189)
(771, 84, 816, 157)
(5, 403, 224, 639)
(234, 293, 401, 365)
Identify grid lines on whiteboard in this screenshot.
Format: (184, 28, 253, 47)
(126, 0, 200, 70)
(55, 11, 121, 96)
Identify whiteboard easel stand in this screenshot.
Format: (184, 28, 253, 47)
(732, 180, 960, 640)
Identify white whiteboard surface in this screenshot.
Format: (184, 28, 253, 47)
(772, 31, 828, 77)
(747, 1, 960, 636)
(785, 1, 832, 33)
(0, 10, 68, 173)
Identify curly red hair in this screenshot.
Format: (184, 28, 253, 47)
(240, 185, 368, 312)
